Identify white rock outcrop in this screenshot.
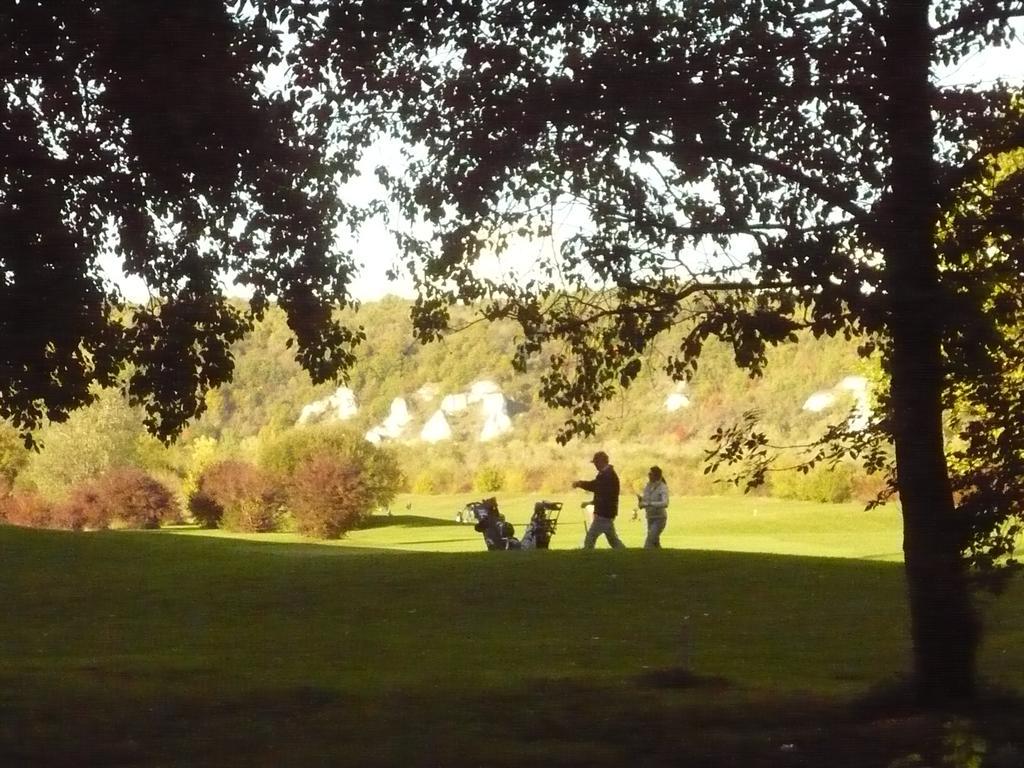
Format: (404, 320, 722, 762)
(416, 383, 440, 403)
(802, 391, 837, 413)
(665, 382, 691, 412)
(298, 400, 330, 425)
(297, 386, 359, 425)
(365, 397, 413, 444)
(440, 393, 470, 414)
(801, 375, 871, 431)
(421, 410, 453, 443)
(357, 380, 522, 445)
(467, 380, 501, 403)
(478, 392, 512, 442)
(837, 375, 871, 431)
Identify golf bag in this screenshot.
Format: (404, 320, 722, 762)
(520, 501, 561, 550)
(464, 498, 563, 551)
(467, 497, 520, 550)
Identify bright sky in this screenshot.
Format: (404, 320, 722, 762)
(103, 34, 1024, 305)
(349, 40, 1024, 301)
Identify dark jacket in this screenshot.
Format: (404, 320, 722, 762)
(577, 465, 620, 519)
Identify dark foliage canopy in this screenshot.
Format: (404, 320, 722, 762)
(282, 0, 1022, 432)
(1, 1, 363, 442)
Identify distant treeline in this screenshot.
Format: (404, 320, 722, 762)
(0, 298, 883, 512)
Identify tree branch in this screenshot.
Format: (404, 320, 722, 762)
(932, 4, 1024, 37)
(938, 121, 1024, 206)
(848, 0, 883, 25)
(721, 146, 871, 221)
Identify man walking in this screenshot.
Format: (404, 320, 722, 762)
(573, 451, 626, 549)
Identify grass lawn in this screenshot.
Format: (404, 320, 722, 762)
(2, 496, 1023, 766)
(170, 493, 908, 560)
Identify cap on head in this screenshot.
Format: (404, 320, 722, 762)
(591, 450, 609, 465)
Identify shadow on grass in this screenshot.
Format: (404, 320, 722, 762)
(360, 514, 465, 529)
(636, 666, 731, 690)
(477, 677, 1024, 768)
(7, 670, 1022, 768)
(861, 552, 905, 561)
(851, 677, 1024, 719)
(128, 527, 401, 556)
(398, 537, 480, 546)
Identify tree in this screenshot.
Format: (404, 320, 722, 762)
(1, 1, 363, 444)
(18, 388, 159, 496)
(0, 422, 30, 491)
(189, 458, 282, 532)
(281, 2, 1024, 700)
(943, 148, 1024, 582)
(257, 424, 403, 511)
(286, 451, 373, 538)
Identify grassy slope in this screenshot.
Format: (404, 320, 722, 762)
(170, 493, 908, 560)
(2, 498, 1023, 767)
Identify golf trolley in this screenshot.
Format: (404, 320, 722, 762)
(462, 497, 562, 550)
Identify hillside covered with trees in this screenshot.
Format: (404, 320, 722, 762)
(2, 298, 877, 506)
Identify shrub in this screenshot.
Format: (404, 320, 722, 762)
(97, 467, 180, 529)
(501, 468, 532, 493)
(259, 425, 403, 509)
(665, 460, 719, 497)
(191, 460, 281, 533)
(287, 453, 373, 539)
(808, 464, 855, 504)
(17, 389, 156, 498)
(619, 463, 652, 495)
(187, 489, 224, 529)
(180, 435, 220, 504)
(222, 493, 281, 533)
(522, 465, 551, 493)
(769, 463, 855, 504)
(409, 463, 468, 494)
(410, 471, 438, 495)
(51, 482, 112, 531)
(448, 470, 473, 494)
(767, 468, 803, 501)
(0, 492, 54, 528)
(0, 423, 29, 489)
(473, 465, 505, 493)
(538, 464, 576, 494)
(849, 469, 893, 504)
(48, 499, 90, 531)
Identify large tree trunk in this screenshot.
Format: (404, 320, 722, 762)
(883, 1, 979, 702)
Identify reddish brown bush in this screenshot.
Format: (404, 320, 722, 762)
(0, 492, 54, 528)
(50, 482, 111, 531)
(187, 488, 223, 529)
(97, 467, 180, 529)
(48, 500, 90, 531)
(851, 471, 898, 506)
(287, 453, 373, 539)
(191, 460, 281, 533)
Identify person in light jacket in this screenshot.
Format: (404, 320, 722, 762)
(639, 466, 669, 548)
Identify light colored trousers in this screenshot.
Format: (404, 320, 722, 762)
(583, 515, 626, 549)
(644, 517, 667, 549)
